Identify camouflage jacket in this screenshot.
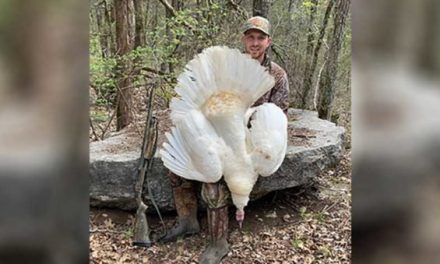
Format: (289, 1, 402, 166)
(252, 56, 289, 115)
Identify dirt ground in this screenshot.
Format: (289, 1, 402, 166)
(89, 151, 351, 264)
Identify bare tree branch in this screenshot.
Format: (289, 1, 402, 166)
(101, 101, 118, 140)
(313, 59, 327, 110)
(158, 0, 195, 31)
(141, 67, 167, 76)
(227, 0, 248, 19)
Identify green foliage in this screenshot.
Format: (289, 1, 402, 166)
(90, 35, 117, 106)
(302, 0, 317, 9)
(89, 1, 246, 112)
(302, 0, 318, 16)
(149, 3, 231, 63)
(89, 0, 351, 133)
(298, 206, 309, 219)
(313, 211, 326, 223)
(291, 238, 305, 249)
(124, 227, 134, 239)
(90, 110, 109, 123)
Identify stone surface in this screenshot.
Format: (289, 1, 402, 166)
(90, 109, 345, 212)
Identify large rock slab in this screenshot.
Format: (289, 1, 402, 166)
(90, 109, 345, 212)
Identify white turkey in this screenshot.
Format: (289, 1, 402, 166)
(160, 46, 288, 227)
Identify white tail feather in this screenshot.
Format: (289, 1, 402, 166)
(170, 46, 275, 123)
(160, 111, 225, 183)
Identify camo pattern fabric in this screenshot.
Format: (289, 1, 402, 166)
(201, 181, 230, 209)
(252, 58, 289, 115)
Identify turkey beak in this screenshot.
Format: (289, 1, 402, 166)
(238, 220, 243, 229)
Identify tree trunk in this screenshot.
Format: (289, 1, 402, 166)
(317, 0, 350, 120)
(91, 1, 114, 58)
(253, 0, 271, 17)
(163, 0, 172, 74)
(305, 0, 318, 57)
(299, 0, 318, 109)
(205, 0, 213, 44)
(133, 0, 146, 48)
(93, 5, 107, 58)
(288, 0, 295, 13)
(132, 0, 146, 76)
(103, 0, 116, 55)
(173, 0, 183, 10)
(152, 1, 158, 33)
(127, 0, 136, 47)
(115, 0, 134, 130)
(302, 0, 334, 109)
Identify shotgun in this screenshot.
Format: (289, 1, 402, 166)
(132, 85, 163, 247)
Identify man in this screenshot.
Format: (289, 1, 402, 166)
(243, 16, 289, 114)
(160, 16, 289, 264)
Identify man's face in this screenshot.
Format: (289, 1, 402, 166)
(242, 29, 272, 62)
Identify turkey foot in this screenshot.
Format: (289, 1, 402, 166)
(160, 218, 200, 243)
(199, 237, 229, 264)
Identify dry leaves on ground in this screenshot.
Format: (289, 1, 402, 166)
(90, 153, 351, 263)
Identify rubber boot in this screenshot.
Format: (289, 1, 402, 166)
(199, 206, 229, 264)
(160, 175, 200, 242)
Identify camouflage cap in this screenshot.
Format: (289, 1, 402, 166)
(243, 16, 271, 36)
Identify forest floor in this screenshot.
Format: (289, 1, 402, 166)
(89, 151, 351, 264)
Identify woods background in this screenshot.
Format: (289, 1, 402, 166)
(89, 0, 351, 144)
